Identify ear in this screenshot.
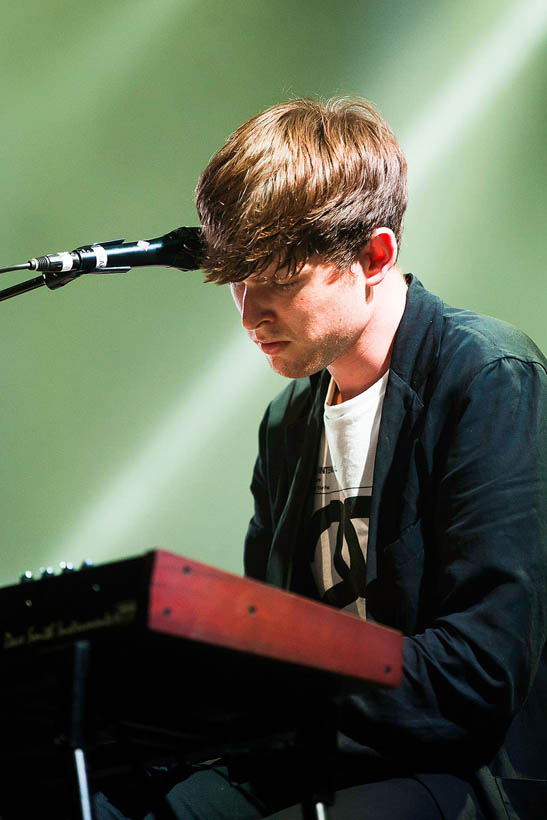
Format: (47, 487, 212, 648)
(351, 228, 398, 287)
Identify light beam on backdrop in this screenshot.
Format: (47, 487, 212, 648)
(401, 0, 547, 193)
(55, 334, 268, 565)
(56, 0, 547, 566)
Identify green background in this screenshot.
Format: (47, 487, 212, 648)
(1, 0, 545, 586)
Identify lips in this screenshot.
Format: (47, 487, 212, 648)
(258, 341, 289, 355)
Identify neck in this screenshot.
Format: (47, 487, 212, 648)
(328, 269, 408, 402)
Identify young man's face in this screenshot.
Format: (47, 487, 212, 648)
(230, 259, 371, 379)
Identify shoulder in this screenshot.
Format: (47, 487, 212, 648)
(433, 308, 547, 415)
(440, 304, 547, 376)
(401, 277, 547, 396)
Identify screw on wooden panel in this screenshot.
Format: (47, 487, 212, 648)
(248, 605, 257, 614)
(163, 608, 172, 617)
(384, 665, 392, 675)
(182, 566, 191, 574)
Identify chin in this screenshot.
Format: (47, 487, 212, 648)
(268, 358, 324, 380)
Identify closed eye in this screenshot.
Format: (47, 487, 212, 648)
(270, 278, 300, 290)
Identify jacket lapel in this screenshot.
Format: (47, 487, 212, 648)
(266, 372, 328, 590)
(366, 277, 443, 602)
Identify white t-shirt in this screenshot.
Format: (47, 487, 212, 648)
(311, 371, 388, 619)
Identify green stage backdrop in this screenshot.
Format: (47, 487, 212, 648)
(1, 0, 545, 586)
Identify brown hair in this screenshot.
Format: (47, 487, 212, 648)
(195, 96, 407, 284)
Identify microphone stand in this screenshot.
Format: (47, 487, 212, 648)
(0, 274, 47, 302)
(0, 262, 130, 302)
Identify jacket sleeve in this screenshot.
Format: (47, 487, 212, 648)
(338, 356, 547, 767)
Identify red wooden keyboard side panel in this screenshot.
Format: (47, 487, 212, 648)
(147, 550, 402, 688)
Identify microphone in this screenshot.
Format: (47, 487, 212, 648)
(27, 226, 205, 289)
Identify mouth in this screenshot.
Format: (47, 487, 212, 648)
(258, 341, 289, 355)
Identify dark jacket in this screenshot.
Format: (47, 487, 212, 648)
(244, 276, 547, 818)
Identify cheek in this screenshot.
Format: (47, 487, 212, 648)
(318, 295, 364, 339)
(286, 303, 318, 334)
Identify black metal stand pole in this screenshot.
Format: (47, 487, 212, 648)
(297, 693, 337, 820)
(0, 275, 45, 301)
(68, 640, 94, 820)
(302, 802, 329, 820)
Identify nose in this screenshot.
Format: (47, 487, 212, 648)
(232, 282, 275, 331)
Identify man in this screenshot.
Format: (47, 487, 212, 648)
(98, 98, 547, 819)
